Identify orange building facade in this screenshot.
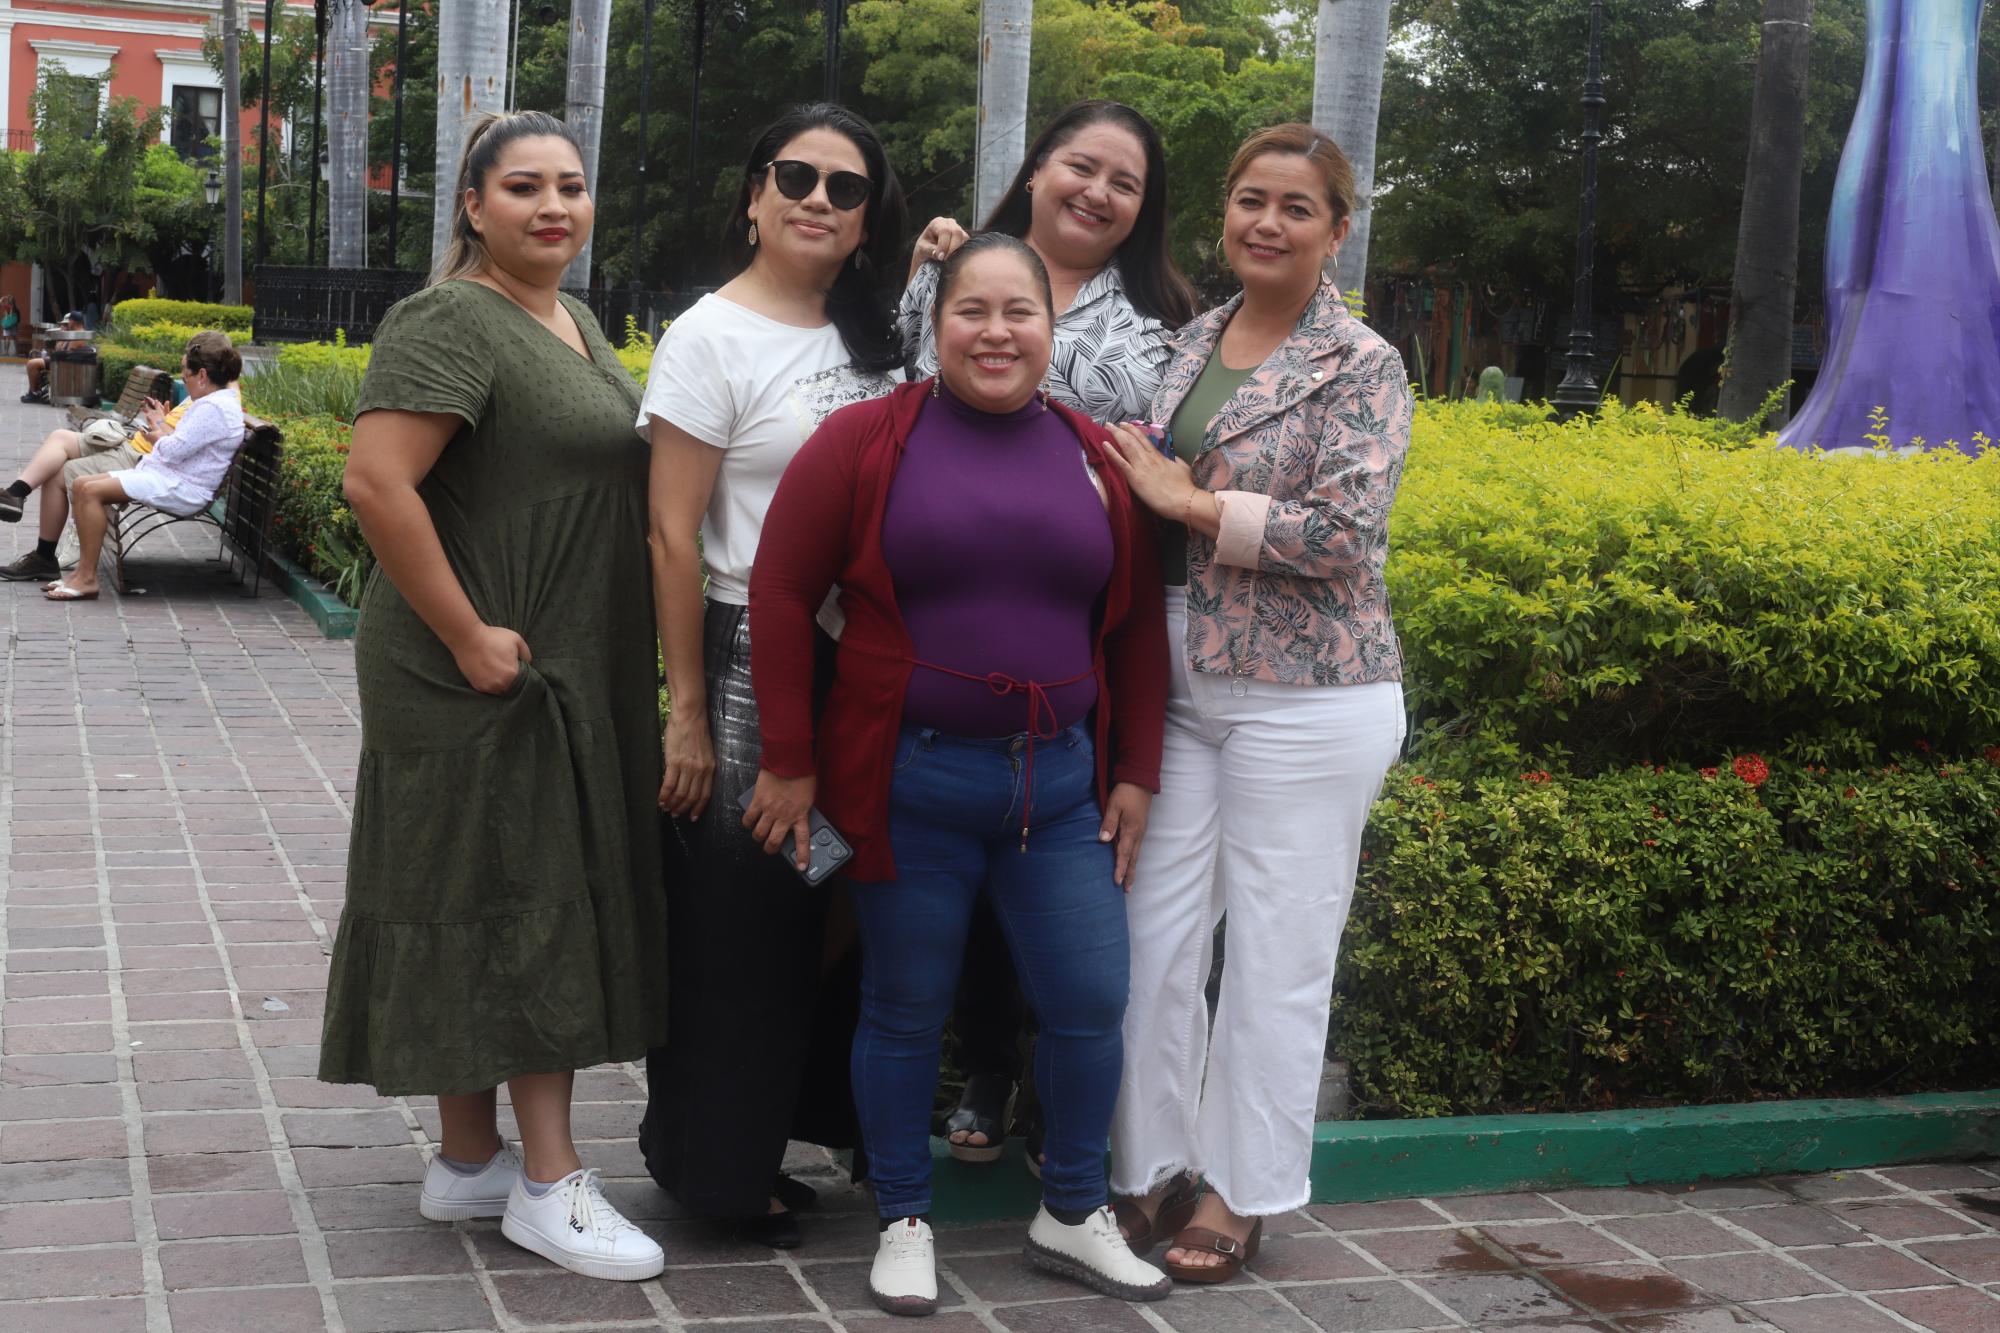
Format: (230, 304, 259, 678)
(2, 0, 311, 322)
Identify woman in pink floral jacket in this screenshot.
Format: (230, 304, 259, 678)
(1102, 123, 1412, 1283)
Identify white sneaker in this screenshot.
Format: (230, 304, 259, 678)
(869, 1217, 939, 1317)
(418, 1144, 522, 1221)
(1024, 1204, 1172, 1301)
(500, 1167, 665, 1281)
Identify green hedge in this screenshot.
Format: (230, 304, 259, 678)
(106, 298, 253, 337)
(1337, 750, 2000, 1116)
(269, 414, 371, 605)
(92, 345, 176, 402)
(1393, 400, 2000, 766)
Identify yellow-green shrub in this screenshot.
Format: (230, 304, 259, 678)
(1393, 400, 2000, 765)
(107, 298, 253, 336)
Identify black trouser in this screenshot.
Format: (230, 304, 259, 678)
(638, 602, 861, 1217)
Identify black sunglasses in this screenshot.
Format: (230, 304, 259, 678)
(761, 159, 872, 211)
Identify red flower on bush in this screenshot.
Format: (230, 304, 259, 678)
(1520, 770, 1551, 784)
(1698, 767, 1718, 780)
(1984, 746, 2000, 767)
(1914, 739, 1932, 754)
(1732, 754, 1769, 788)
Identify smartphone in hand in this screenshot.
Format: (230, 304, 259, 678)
(737, 788, 854, 886)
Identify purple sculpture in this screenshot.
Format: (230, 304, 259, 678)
(1780, 0, 2000, 455)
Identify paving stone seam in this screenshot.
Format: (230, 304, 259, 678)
(1635, 1176, 1938, 1331)
(58, 601, 177, 1333)
(156, 595, 350, 1333)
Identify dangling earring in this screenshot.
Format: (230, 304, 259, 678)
(930, 377, 940, 398)
(853, 250, 864, 271)
(747, 221, 760, 247)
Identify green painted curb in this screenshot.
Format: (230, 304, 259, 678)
(926, 1091, 2000, 1223)
(267, 549, 357, 639)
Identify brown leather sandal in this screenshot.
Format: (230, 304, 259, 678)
(1162, 1216, 1263, 1284)
(1110, 1175, 1201, 1257)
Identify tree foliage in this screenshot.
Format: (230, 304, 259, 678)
(0, 70, 218, 309)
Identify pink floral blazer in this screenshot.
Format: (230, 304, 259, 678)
(1151, 280, 1413, 687)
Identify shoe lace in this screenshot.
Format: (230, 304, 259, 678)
(561, 1168, 639, 1241)
(883, 1219, 930, 1261)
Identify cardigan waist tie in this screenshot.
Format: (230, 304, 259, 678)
(907, 658, 1095, 851)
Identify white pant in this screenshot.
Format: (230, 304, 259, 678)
(1111, 590, 1404, 1215)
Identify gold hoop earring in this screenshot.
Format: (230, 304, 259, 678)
(1214, 236, 1229, 269)
(747, 221, 759, 247)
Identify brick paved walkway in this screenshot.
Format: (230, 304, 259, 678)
(3, 372, 1999, 1331)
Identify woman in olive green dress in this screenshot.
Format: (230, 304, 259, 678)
(318, 111, 668, 1283)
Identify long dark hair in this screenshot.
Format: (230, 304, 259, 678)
(722, 104, 908, 375)
(981, 100, 1197, 328)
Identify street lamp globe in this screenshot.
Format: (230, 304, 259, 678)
(204, 169, 222, 207)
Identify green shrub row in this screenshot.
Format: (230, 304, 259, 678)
(1334, 749, 2000, 1117)
(1392, 399, 2000, 766)
(106, 298, 253, 337)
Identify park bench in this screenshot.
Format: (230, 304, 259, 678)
(65, 365, 174, 432)
(101, 413, 285, 598)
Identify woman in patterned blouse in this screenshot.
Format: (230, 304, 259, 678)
(1101, 123, 1414, 1284)
(898, 99, 1197, 1174)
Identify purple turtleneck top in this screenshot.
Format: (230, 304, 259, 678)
(882, 385, 1114, 738)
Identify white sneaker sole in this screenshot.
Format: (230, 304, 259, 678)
(1024, 1239, 1173, 1301)
(501, 1214, 665, 1281)
(418, 1190, 509, 1222)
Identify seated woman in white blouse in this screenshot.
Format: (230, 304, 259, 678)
(43, 330, 246, 603)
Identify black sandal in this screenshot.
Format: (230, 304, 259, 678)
(944, 1072, 1014, 1163)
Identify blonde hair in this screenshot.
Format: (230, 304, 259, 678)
(432, 110, 582, 285)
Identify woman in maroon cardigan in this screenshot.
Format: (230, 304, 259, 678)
(747, 234, 1169, 1315)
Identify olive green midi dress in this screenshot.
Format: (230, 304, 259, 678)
(318, 281, 669, 1096)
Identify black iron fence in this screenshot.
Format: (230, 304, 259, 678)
(251, 266, 703, 345)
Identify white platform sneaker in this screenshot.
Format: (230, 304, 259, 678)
(418, 1144, 523, 1221)
(1024, 1204, 1172, 1301)
(501, 1167, 665, 1281)
(869, 1217, 940, 1316)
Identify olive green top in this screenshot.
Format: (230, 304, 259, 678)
(1160, 351, 1257, 587)
(318, 280, 669, 1096)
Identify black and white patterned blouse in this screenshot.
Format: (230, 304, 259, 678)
(900, 259, 1173, 424)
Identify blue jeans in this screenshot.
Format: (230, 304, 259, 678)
(850, 724, 1130, 1219)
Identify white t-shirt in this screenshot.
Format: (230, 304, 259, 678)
(635, 294, 899, 606)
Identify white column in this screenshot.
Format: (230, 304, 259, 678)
(431, 0, 509, 276)
(1312, 0, 1392, 300)
(561, 0, 612, 289)
(326, 0, 371, 269)
(972, 0, 1033, 226)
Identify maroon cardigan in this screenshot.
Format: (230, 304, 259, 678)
(748, 380, 1167, 881)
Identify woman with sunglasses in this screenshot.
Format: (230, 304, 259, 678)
(900, 99, 1198, 1179)
(636, 103, 907, 1248)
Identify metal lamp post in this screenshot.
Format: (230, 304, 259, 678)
(1549, 0, 1608, 421)
(205, 169, 223, 301)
